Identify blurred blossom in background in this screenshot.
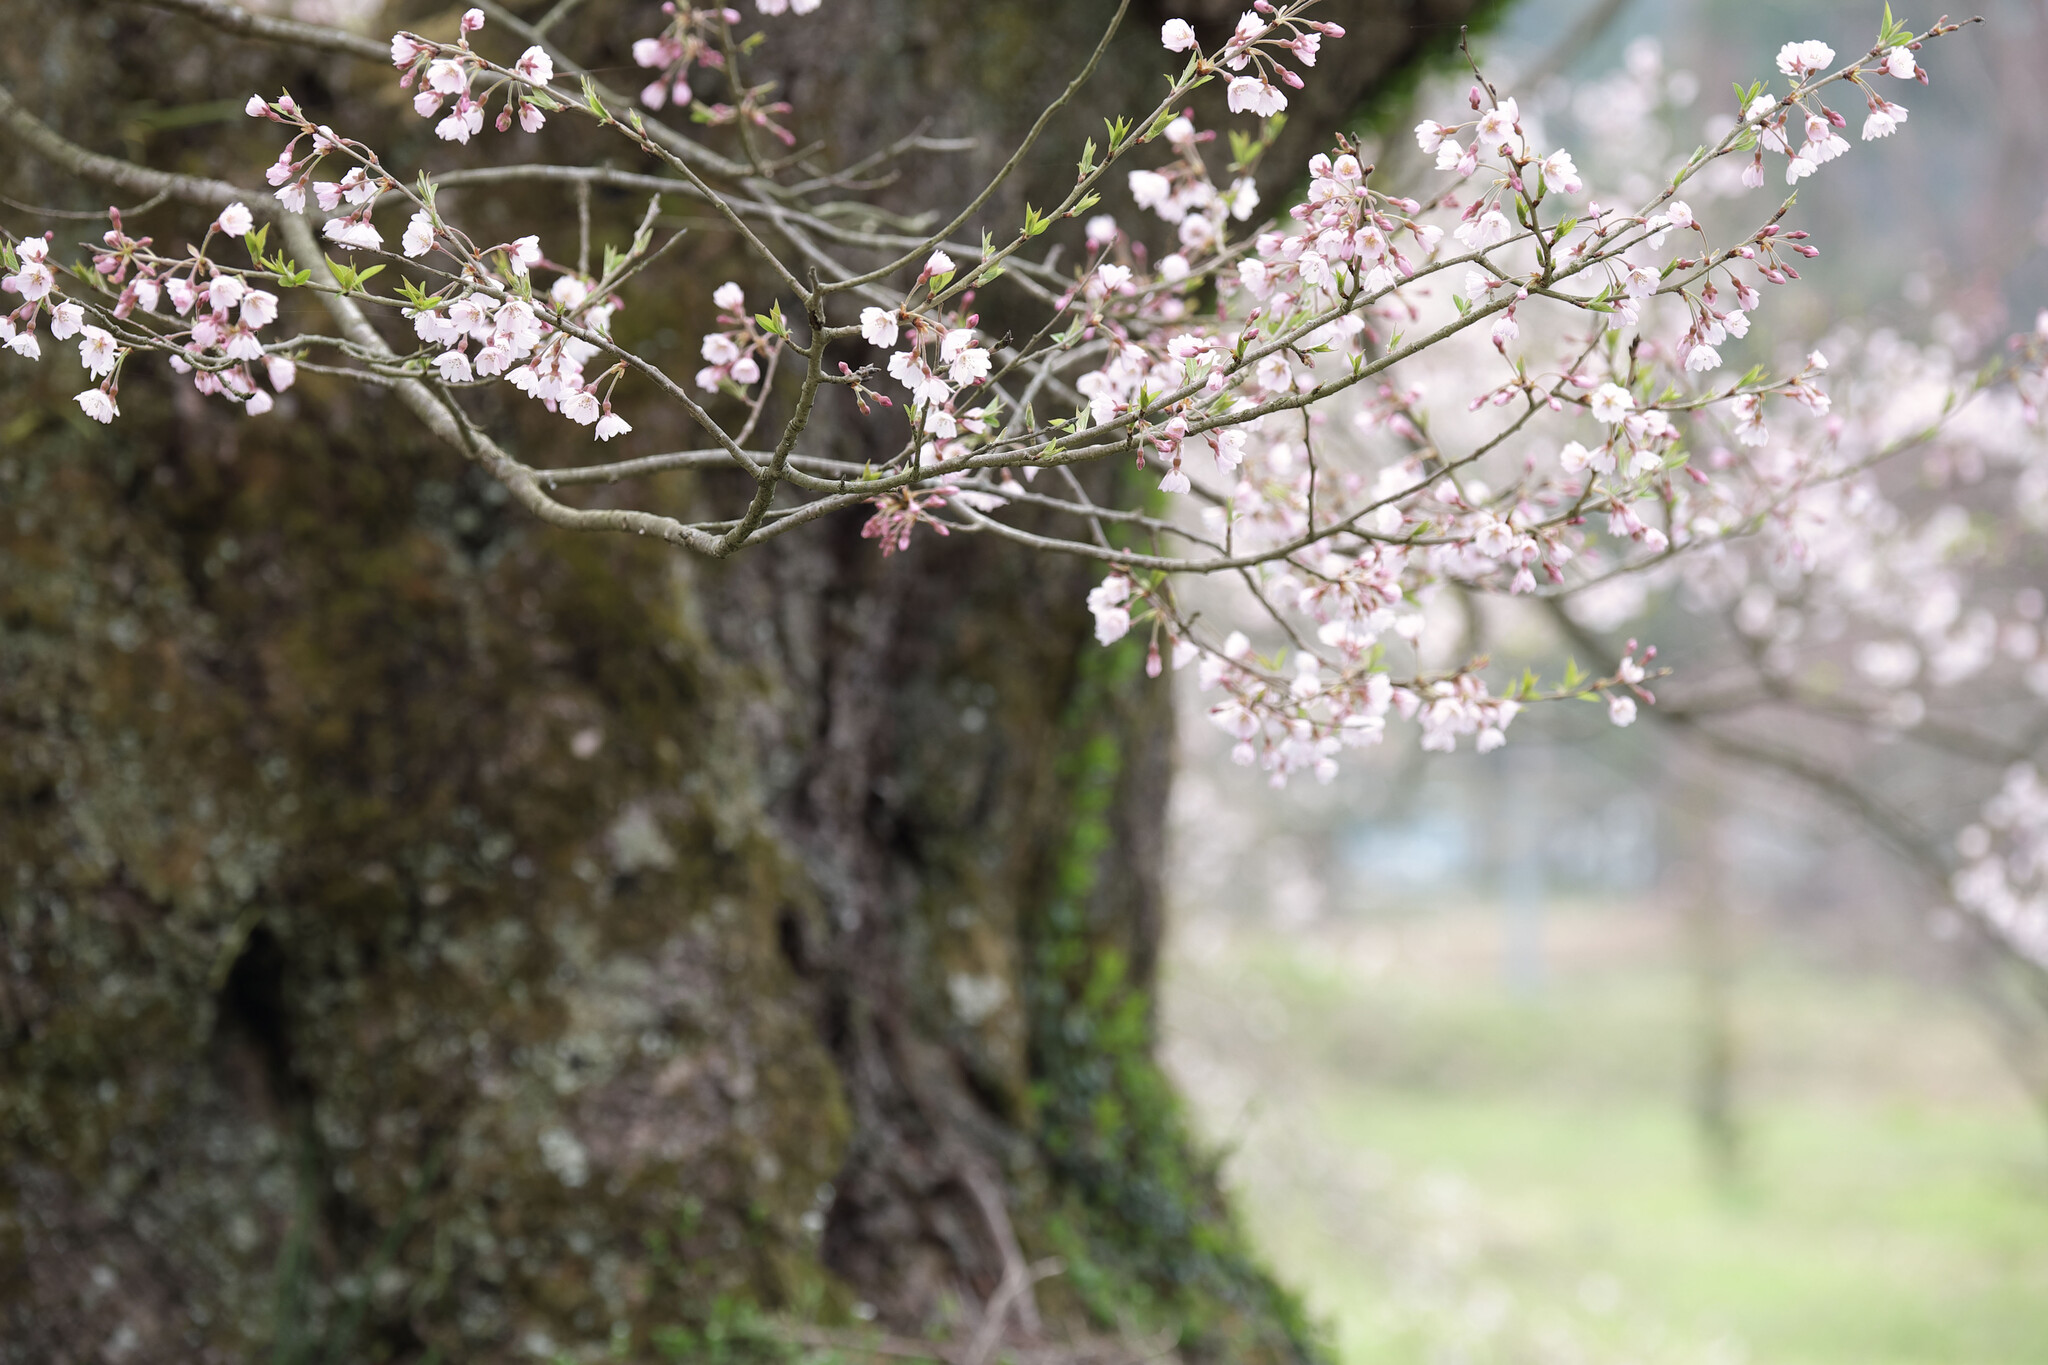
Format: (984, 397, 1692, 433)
(1161, 2, 2048, 1362)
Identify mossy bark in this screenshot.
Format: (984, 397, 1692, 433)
(0, 2, 1492, 1360)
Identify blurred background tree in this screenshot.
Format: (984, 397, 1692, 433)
(1158, 5, 2048, 1363)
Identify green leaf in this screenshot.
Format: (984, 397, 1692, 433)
(1022, 204, 1051, 238)
(322, 257, 383, 294)
(581, 74, 607, 120)
(1562, 656, 1586, 689)
(242, 224, 269, 258)
(396, 276, 443, 309)
(1076, 137, 1097, 179)
(1068, 191, 1101, 218)
(1103, 115, 1132, 150)
(1452, 294, 1471, 316)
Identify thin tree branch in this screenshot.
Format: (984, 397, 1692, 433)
(126, 0, 389, 61)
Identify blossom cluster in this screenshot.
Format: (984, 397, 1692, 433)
(1956, 765, 2048, 969)
(3, 202, 293, 423)
(1015, 12, 1982, 779)
(1161, 3, 1347, 119)
(632, 0, 814, 137)
(857, 252, 997, 445)
(389, 7, 559, 144)
(696, 281, 775, 393)
(0, 1, 1987, 785)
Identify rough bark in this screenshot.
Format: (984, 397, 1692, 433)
(0, 2, 1493, 1361)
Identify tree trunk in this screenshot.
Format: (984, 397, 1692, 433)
(0, 3, 1491, 1360)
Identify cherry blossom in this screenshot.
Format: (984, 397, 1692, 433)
(1776, 39, 1835, 80)
(514, 46, 554, 85)
(860, 307, 900, 348)
(1589, 384, 1634, 424)
(75, 388, 117, 422)
(402, 212, 435, 258)
(0, 0, 1994, 787)
(1227, 76, 1288, 118)
(1088, 575, 1133, 646)
(1862, 98, 1907, 140)
(77, 326, 117, 377)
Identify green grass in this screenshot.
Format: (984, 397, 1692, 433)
(1160, 909, 2048, 1365)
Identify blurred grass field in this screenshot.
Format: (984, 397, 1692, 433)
(1159, 905, 2048, 1365)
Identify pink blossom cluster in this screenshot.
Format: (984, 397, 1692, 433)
(1955, 765, 2048, 969)
(1160, 3, 1346, 120)
(1673, 327, 2048, 730)
(390, 8, 559, 144)
(996, 14, 1974, 768)
(1736, 35, 1921, 185)
(859, 253, 996, 444)
(2, 202, 293, 424)
(0, 0, 1987, 777)
(631, 1, 821, 115)
(697, 281, 775, 393)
